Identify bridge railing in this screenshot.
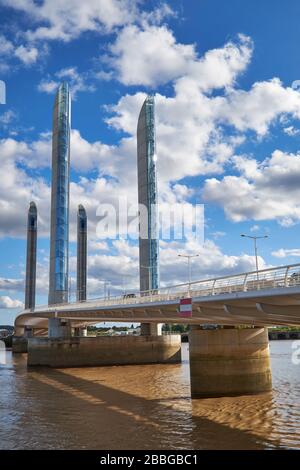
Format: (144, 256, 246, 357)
(186, 264, 300, 297)
(31, 263, 300, 313)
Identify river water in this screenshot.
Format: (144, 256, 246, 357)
(0, 341, 299, 450)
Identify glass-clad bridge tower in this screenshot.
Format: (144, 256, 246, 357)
(48, 82, 71, 305)
(137, 95, 159, 293)
(77, 204, 87, 302)
(25, 201, 37, 310)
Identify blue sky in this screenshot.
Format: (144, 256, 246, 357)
(1, 0, 300, 325)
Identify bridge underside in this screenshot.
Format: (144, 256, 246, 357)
(15, 286, 300, 334)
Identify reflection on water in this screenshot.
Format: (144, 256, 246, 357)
(0, 341, 299, 449)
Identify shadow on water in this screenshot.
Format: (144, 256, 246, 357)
(0, 352, 282, 450)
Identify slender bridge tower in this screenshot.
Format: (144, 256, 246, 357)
(48, 82, 71, 306)
(137, 95, 161, 336)
(47, 82, 72, 338)
(77, 204, 87, 302)
(25, 201, 37, 310)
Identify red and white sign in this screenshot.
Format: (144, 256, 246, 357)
(179, 298, 192, 318)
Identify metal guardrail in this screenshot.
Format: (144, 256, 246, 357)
(31, 263, 300, 313)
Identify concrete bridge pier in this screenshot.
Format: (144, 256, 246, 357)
(12, 326, 34, 353)
(140, 323, 162, 336)
(24, 326, 34, 338)
(73, 326, 87, 337)
(189, 326, 272, 398)
(27, 320, 181, 367)
(48, 318, 72, 338)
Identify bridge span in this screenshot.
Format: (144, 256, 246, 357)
(14, 263, 300, 398)
(15, 263, 300, 333)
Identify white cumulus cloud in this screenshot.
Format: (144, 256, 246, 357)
(0, 295, 23, 308)
(14, 44, 38, 64)
(1, 0, 139, 41)
(203, 150, 300, 225)
(271, 248, 300, 258)
(108, 27, 252, 88)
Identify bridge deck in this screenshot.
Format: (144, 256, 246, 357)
(15, 263, 300, 332)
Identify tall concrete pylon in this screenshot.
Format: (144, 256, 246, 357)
(137, 95, 159, 294)
(25, 202, 37, 310)
(77, 204, 87, 301)
(48, 82, 71, 305)
(137, 95, 161, 336)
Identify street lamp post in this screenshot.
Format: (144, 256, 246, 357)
(122, 274, 136, 295)
(68, 276, 74, 303)
(100, 279, 111, 299)
(178, 254, 200, 294)
(241, 234, 268, 280)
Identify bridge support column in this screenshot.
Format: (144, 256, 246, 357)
(189, 326, 272, 398)
(12, 336, 29, 353)
(140, 323, 162, 336)
(12, 327, 34, 353)
(24, 326, 34, 338)
(27, 335, 182, 367)
(73, 327, 87, 337)
(48, 318, 72, 338)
